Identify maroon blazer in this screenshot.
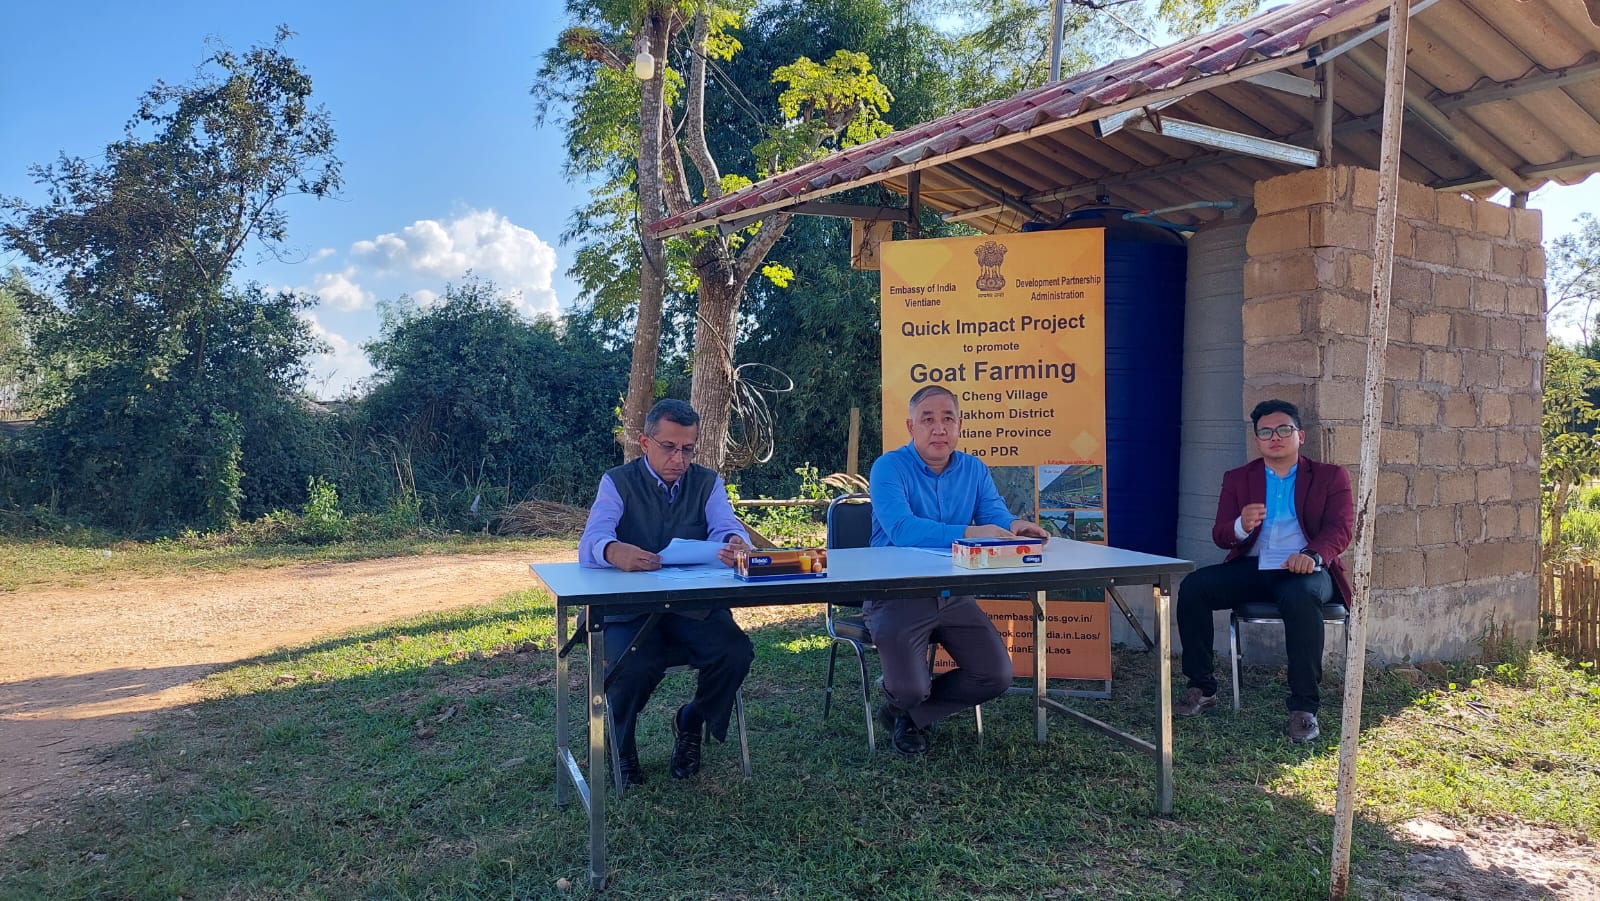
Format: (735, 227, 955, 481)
(1212, 456, 1356, 606)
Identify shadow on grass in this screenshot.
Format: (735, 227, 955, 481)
(0, 597, 1562, 901)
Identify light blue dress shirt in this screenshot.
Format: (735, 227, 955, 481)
(869, 443, 1016, 548)
(1234, 463, 1310, 570)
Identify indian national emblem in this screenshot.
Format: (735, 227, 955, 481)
(974, 240, 1008, 292)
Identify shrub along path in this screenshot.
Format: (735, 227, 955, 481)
(0, 546, 575, 841)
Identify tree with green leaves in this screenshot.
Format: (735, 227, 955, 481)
(0, 28, 340, 531)
(1542, 341, 1600, 558)
(0, 270, 37, 418)
(1547, 213, 1600, 350)
(537, 1, 894, 472)
(360, 280, 628, 522)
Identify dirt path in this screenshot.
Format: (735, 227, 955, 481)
(0, 549, 573, 841)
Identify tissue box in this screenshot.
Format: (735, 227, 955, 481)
(735, 546, 828, 581)
(952, 538, 1043, 569)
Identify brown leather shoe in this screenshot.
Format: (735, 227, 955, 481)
(1174, 686, 1218, 718)
(1287, 711, 1321, 743)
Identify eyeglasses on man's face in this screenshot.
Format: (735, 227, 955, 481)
(1253, 424, 1300, 440)
(650, 440, 697, 460)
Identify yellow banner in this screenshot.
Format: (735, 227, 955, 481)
(879, 230, 1105, 465)
(883, 230, 1112, 681)
(979, 599, 1113, 681)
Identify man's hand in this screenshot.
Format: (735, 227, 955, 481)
(604, 541, 661, 572)
(964, 524, 1015, 540)
(1240, 502, 1266, 533)
(1010, 519, 1049, 543)
(716, 534, 747, 567)
(1282, 552, 1318, 575)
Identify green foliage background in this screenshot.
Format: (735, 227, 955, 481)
(0, 2, 1343, 538)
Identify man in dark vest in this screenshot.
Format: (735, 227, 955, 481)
(577, 399, 754, 784)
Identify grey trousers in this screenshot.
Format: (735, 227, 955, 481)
(864, 595, 1013, 729)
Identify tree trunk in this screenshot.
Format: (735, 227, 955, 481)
(1550, 480, 1570, 559)
(618, 19, 672, 462)
(689, 258, 740, 473)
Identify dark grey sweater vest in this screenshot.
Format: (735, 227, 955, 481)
(602, 457, 719, 623)
(607, 457, 716, 553)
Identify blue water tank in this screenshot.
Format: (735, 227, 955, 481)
(1025, 209, 1187, 557)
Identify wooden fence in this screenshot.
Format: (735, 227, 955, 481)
(1541, 562, 1600, 665)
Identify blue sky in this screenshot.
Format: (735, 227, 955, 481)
(3, 2, 1596, 397)
(2, 1, 584, 396)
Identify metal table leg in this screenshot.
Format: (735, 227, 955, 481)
(1157, 577, 1173, 815)
(586, 617, 608, 889)
(555, 599, 570, 808)
(1033, 590, 1048, 744)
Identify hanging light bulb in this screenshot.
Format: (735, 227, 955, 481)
(633, 49, 655, 80)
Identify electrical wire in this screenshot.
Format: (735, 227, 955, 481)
(723, 362, 794, 472)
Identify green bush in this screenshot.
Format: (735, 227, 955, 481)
(731, 463, 831, 547)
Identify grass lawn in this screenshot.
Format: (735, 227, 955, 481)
(0, 534, 575, 592)
(1, 589, 1595, 899)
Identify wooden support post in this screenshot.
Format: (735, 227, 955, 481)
(847, 407, 861, 477)
(907, 171, 922, 241)
(1316, 59, 1338, 164)
(1330, 2, 1408, 898)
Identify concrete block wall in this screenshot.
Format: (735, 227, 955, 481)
(1238, 165, 1544, 662)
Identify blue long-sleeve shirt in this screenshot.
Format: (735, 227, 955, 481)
(869, 443, 1016, 548)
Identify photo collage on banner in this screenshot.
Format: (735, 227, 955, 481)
(879, 229, 1112, 681)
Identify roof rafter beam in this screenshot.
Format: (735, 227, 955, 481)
(1436, 153, 1600, 192)
(1125, 113, 1320, 167)
(716, 201, 911, 234)
(1344, 44, 1534, 192)
(1243, 70, 1322, 99)
(1020, 152, 1240, 205)
(1302, 0, 1444, 69)
(940, 165, 1046, 224)
(941, 203, 1009, 223)
(1092, 96, 1186, 138)
(1432, 60, 1600, 113)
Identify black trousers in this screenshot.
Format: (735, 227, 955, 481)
(1176, 557, 1335, 713)
(603, 609, 754, 757)
(863, 595, 1013, 730)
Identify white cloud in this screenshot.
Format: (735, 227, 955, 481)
(309, 268, 375, 312)
(300, 312, 373, 398)
(309, 247, 335, 263)
(350, 209, 560, 316)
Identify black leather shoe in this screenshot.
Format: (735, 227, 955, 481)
(890, 712, 929, 756)
(618, 748, 646, 786)
(670, 706, 703, 779)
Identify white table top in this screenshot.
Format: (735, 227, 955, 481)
(530, 540, 1191, 615)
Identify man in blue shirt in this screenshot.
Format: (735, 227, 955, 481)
(578, 399, 753, 784)
(868, 385, 1049, 754)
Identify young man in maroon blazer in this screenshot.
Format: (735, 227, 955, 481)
(1174, 399, 1354, 742)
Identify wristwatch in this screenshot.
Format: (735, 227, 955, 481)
(1300, 548, 1323, 567)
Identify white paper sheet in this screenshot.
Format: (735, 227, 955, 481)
(910, 547, 953, 557)
(658, 538, 726, 566)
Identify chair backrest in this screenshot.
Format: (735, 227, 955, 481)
(826, 493, 873, 550)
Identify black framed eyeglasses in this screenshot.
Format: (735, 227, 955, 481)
(1253, 424, 1299, 440)
(651, 440, 697, 460)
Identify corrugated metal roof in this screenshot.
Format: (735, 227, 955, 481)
(653, 0, 1600, 237)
